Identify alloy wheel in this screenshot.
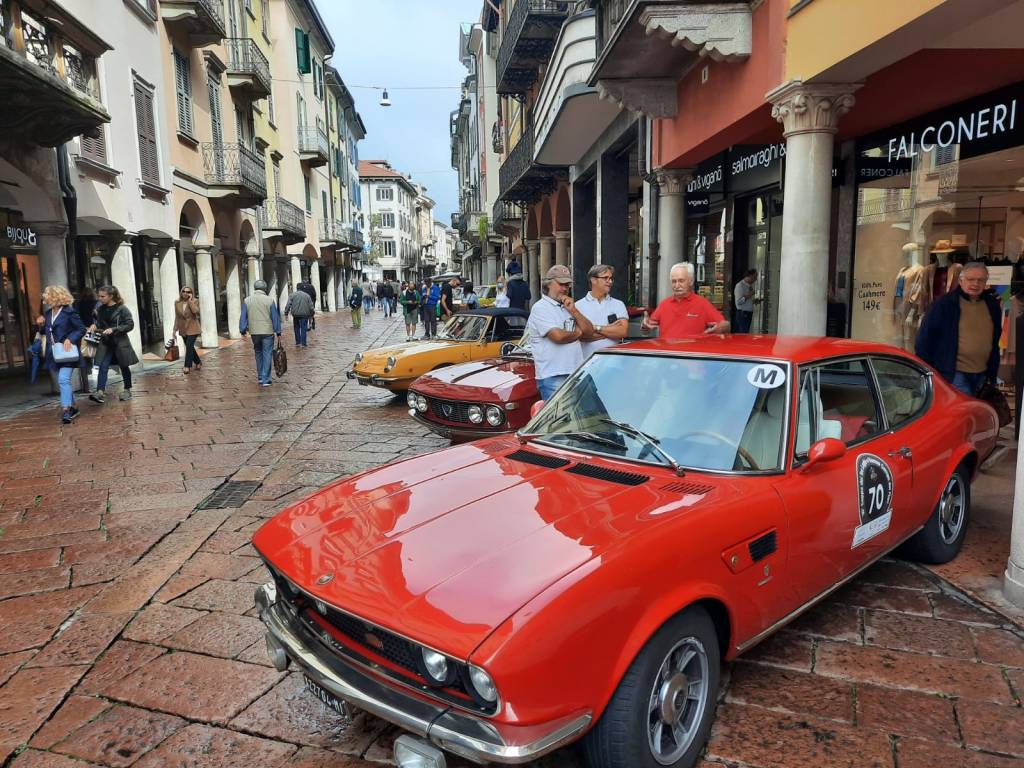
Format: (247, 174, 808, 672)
(938, 474, 966, 544)
(646, 637, 710, 765)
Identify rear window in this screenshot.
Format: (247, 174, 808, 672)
(872, 358, 929, 428)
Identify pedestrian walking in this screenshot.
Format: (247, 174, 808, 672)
(505, 262, 531, 310)
(41, 285, 85, 424)
(733, 268, 758, 333)
(390, 279, 400, 315)
(577, 264, 629, 358)
(349, 280, 363, 328)
(399, 281, 421, 341)
(239, 279, 282, 387)
(361, 279, 374, 314)
(284, 287, 315, 347)
(916, 261, 1002, 396)
(422, 278, 440, 338)
(89, 285, 139, 404)
(494, 276, 510, 308)
(172, 286, 202, 374)
(642, 263, 730, 339)
(297, 277, 317, 331)
(380, 280, 394, 319)
(73, 287, 97, 393)
(526, 265, 594, 401)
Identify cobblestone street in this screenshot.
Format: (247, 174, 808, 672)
(1, 310, 1023, 768)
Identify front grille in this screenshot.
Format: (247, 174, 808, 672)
(426, 396, 473, 424)
(323, 607, 420, 674)
(506, 449, 570, 469)
(566, 463, 649, 486)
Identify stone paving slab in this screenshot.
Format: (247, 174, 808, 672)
(0, 310, 1021, 767)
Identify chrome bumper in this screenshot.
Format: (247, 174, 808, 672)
(254, 582, 590, 764)
(410, 411, 512, 442)
(346, 370, 407, 389)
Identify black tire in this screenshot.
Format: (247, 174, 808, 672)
(900, 464, 971, 564)
(582, 606, 720, 768)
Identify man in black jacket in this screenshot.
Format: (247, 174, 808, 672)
(915, 262, 1002, 396)
(505, 262, 531, 311)
(297, 278, 317, 330)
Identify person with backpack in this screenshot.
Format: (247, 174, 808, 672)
(422, 278, 441, 339)
(349, 279, 364, 329)
(284, 286, 315, 347)
(399, 281, 421, 341)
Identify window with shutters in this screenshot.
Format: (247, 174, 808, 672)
(304, 174, 311, 212)
(260, 0, 269, 38)
(173, 50, 194, 136)
(134, 79, 160, 185)
(295, 28, 311, 74)
(79, 128, 107, 165)
(381, 213, 395, 229)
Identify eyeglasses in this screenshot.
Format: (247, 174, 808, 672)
(595, 275, 614, 281)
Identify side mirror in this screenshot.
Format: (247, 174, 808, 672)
(500, 342, 517, 356)
(529, 400, 546, 419)
(801, 438, 847, 471)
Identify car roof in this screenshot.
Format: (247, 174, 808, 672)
(463, 307, 529, 319)
(606, 334, 921, 365)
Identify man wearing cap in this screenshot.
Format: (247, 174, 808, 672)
(527, 264, 595, 401)
(577, 264, 629, 358)
(643, 262, 730, 339)
(505, 261, 531, 311)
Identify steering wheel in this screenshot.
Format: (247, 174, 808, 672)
(677, 430, 761, 471)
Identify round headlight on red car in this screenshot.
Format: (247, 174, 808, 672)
(415, 394, 428, 413)
(418, 647, 458, 687)
(407, 391, 417, 409)
(466, 665, 498, 704)
(485, 405, 504, 427)
(468, 405, 484, 424)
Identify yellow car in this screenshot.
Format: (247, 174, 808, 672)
(477, 284, 498, 307)
(346, 308, 528, 392)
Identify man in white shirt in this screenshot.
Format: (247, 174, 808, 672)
(526, 264, 595, 401)
(577, 264, 629, 358)
(733, 268, 758, 333)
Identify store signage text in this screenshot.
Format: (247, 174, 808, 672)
(6, 225, 36, 248)
(857, 281, 886, 312)
(731, 143, 786, 177)
(687, 165, 722, 194)
(887, 99, 1018, 162)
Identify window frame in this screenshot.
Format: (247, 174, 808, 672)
(381, 212, 395, 229)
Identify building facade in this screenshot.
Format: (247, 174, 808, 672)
(358, 160, 420, 282)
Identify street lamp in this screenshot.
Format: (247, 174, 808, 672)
(379, 89, 391, 107)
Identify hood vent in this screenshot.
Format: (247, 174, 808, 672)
(567, 463, 649, 486)
(506, 449, 570, 469)
(660, 481, 714, 496)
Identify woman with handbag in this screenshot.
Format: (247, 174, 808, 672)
(172, 286, 202, 374)
(88, 285, 139, 404)
(73, 288, 98, 394)
(41, 285, 86, 424)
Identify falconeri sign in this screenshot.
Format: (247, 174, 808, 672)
(886, 99, 1017, 162)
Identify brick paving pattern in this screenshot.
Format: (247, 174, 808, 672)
(0, 310, 1021, 767)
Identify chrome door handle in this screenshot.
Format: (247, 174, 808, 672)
(888, 447, 912, 459)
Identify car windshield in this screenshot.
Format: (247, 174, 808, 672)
(526, 353, 790, 473)
(439, 314, 488, 341)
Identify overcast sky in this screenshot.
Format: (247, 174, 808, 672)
(321, 0, 484, 224)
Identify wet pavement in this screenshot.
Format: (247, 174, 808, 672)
(0, 309, 1022, 768)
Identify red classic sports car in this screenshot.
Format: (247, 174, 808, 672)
(252, 335, 997, 768)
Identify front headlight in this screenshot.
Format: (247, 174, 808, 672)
(419, 647, 457, 687)
(467, 665, 498, 703)
(485, 405, 504, 427)
(407, 391, 417, 409)
(468, 405, 484, 424)
(415, 394, 428, 413)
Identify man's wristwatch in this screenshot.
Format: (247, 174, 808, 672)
(596, 324, 604, 334)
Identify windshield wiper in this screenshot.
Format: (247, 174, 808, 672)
(599, 418, 685, 476)
(546, 431, 625, 450)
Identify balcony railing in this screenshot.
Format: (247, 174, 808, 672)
(202, 142, 267, 202)
(492, 121, 505, 154)
(158, 0, 226, 46)
(298, 126, 329, 166)
(339, 226, 363, 251)
(496, 0, 571, 95)
(493, 200, 523, 233)
(259, 197, 306, 241)
(225, 38, 271, 98)
(317, 219, 339, 244)
(498, 121, 560, 204)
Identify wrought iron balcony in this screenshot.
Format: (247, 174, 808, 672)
(259, 197, 306, 244)
(298, 126, 329, 167)
(496, 0, 571, 95)
(0, 1, 110, 146)
(492, 121, 505, 154)
(202, 142, 267, 204)
(498, 122, 560, 204)
(493, 200, 523, 235)
(159, 0, 225, 46)
(225, 38, 271, 99)
(318, 219, 340, 245)
(339, 226, 364, 252)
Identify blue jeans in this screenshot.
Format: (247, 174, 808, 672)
(96, 345, 131, 392)
(952, 371, 986, 397)
(252, 334, 274, 384)
(537, 375, 569, 401)
(58, 367, 74, 408)
(293, 316, 308, 346)
(363, 296, 373, 313)
(382, 298, 392, 318)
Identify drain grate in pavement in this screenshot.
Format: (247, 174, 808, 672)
(197, 481, 262, 510)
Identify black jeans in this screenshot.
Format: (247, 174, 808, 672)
(183, 334, 200, 368)
(423, 307, 437, 338)
(735, 310, 753, 334)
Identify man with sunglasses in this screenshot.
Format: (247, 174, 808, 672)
(577, 264, 629, 359)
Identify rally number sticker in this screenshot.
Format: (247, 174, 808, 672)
(747, 364, 786, 389)
(853, 454, 894, 548)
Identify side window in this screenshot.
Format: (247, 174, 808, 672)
(794, 369, 816, 458)
(794, 359, 882, 461)
(872, 358, 929, 428)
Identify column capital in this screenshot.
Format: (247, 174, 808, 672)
(553, 230, 571, 241)
(30, 220, 68, 237)
(539, 235, 555, 244)
(193, 243, 214, 254)
(766, 80, 860, 138)
(653, 168, 693, 197)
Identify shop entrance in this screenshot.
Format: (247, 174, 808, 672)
(0, 252, 39, 373)
(735, 191, 783, 334)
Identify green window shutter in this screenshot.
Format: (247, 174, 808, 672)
(295, 28, 311, 74)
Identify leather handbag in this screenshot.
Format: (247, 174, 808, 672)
(977, 382, 1011, 428)
(49, 333, 80, 363)
(163, 344, 180, 362)
(80, 330, 101, 359)
(273, 337, 287, 377)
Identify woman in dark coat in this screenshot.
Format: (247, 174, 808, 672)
(89, 285, 139, 404)
(41, 285, 86, 424)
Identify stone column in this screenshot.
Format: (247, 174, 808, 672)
(654, 169, 691, 302)
(277, 260, 290, 312)
(158, 243, 180, 351)
(326, 258, 337, 311)
(539, 236, 555, 285)
(290, 255, 302, 287)
(245, 240, 261, 295)
(484, 248, 497, 285)
(527, 240, 541, 306)
(34, 221, 69, 291)
(572, 180, 597, 299)
(109, 237, 144, 361)
(768, 81, 858, 336)
(224, 250, 242, 339)
(194, 244, 219, 349)
(1006, 438, 1024, 607)
(554, 230, 571, 268)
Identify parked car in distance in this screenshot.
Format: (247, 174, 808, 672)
(346, 307, 527, 392)
(477, 284, 498, 307)
(255, 335, 996, 768)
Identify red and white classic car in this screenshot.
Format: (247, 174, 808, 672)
(252, 335, 997, 768)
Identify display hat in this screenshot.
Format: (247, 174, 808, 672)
(902, 242, 921, 253)
(544, 264, 572, 284)
(931, 239, 955, 254)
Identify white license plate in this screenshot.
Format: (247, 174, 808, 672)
(303, 675, 351, 717)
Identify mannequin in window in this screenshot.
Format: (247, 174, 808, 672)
(893, 243, 926, 352)
(924, 239, 961, 302)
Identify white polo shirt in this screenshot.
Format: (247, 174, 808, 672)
(527, 295, 583, 380)
(576, 292, 629, 358)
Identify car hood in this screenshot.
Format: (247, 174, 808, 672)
(253, 440, 724, 659)
(356, 340, 457, 365)
(413, 357, 536, 400)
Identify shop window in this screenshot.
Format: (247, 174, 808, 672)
(871, 358, 930, 428)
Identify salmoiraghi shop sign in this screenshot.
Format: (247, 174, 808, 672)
(858, 80, 1024, 178)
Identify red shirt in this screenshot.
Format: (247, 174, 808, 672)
(651, 292, 725, 340)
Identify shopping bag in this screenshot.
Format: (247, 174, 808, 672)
(273, 338, 287, 377)
(163, 346, 180, 362)
(977, 382, 1011, 428)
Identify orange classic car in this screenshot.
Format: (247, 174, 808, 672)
(253, 335, 997, 768)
